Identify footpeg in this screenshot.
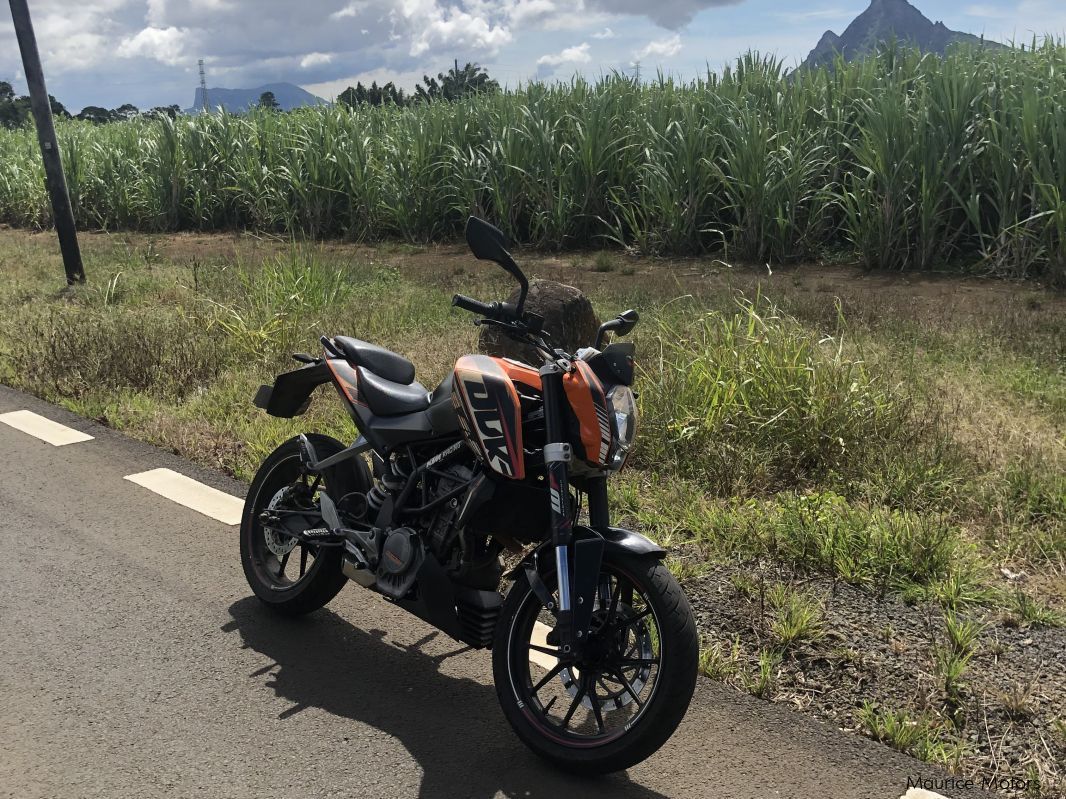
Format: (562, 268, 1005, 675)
(342, 541, 377, 587)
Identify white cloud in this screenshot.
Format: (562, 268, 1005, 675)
(117, 26, 192, 67)
(592, 26, 615, 39)
(587, 0, 742, 29)
(42, 32, 111, 71)
(331, 1, 368, 20)
(509, 0, 557, 25)
(398, 1, 513, 57)
(147, 0, 234, 26)
(536, 42, 592, 66)
(300, 52, 334, 68)
(634, 33, 682, 61)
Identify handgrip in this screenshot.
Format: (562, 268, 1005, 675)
(452, 293, 497, 317)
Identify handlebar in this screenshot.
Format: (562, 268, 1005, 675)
(452, 293, 529, 323)
(452, 293, 499, 318)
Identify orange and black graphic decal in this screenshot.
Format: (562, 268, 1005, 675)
(563, 360, 611, 466)
(453, 355, 525, 480)
(326, 358, 364, 408)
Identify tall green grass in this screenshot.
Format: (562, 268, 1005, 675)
(636, 295, 956, 499)
(2, 42, 1066, 279)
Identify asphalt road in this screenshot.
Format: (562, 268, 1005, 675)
(0, 385, 981, 799)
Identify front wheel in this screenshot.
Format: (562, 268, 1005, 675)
(492, 553, 698, 774)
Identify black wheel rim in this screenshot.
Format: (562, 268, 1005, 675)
(507, 562, 663, 746)
(248, 455, 329, 591)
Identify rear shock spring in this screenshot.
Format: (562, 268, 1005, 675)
(366, 461, 408, 515)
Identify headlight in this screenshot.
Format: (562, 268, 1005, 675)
(606, 384, 637, 471)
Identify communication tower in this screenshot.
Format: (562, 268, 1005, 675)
(198, 59, 209, 112)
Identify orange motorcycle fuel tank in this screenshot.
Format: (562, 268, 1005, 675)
(452, 355, 527, 479)
(452, 355, 614, 478)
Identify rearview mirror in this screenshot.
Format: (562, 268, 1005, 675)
(615, 309, 639, 336)
(466, 216, 510, 262)
(595, 309, 640, 349)
(465, 217, 529, 314)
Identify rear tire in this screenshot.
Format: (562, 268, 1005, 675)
(492, 553, 698, 774)
(240, 434, 370, 616)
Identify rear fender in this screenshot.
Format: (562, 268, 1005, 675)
(254, 362, 331, 418)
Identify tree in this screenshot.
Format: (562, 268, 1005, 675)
(113, 103, 139, 121)
(338, 80, 407, 108)
(258, 91, 280, 111)
(48, 95, 70, 119)
(76, 105, 115, 124)
(415, 61, 499, 102)
(146, 104, 181, 120)
(1, 83, 69, 128)
(0, 81, 24, 129)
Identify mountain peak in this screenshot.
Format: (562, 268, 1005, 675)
(187, 81, 326, 113)
(800, 0, 1003, 69)
(816, 29, 843, 48)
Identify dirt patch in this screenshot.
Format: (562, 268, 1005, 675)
(39, 228, 1066, 321)
(686, 562, 1066, 796)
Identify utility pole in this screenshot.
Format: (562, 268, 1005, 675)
(8, 0, 84, 284)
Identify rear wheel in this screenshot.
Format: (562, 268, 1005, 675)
(240, 434, 369, 615)
(493, 553, 698, 774)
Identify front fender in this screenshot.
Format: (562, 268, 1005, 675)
(513, 526, 666, 640)
(589, 525, 667, 558)
(518, 525, 666, 571)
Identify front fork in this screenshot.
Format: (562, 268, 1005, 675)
(540, 363, 608, 657)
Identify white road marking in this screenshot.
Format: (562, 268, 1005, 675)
(125, 468, 243, 526)
(901, 790, 949, 799)
(0, 410, 94, 446)
(530, 621, 559, 671)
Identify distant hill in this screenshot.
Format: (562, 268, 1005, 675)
(801, 0, 1004, 69)
(188, 82, 326, 113)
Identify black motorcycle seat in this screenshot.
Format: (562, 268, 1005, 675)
(334, 337, 415, 385)
(357, 366, 431, 416)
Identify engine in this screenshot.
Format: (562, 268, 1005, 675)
(359, 453, 501, 601)
(425, 462, 472, 559)
(423, 462, 503, 590)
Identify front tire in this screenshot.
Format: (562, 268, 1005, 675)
(492, 553, 698, 774)
(240, 434, 369, 616)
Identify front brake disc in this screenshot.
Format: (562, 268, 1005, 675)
(559, 604, 654, 710)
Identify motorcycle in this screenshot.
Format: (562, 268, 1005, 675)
(241, 216, 698, 774)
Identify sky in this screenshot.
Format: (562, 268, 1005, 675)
(1, 0, 1065, 112)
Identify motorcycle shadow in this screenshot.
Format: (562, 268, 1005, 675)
(224, 596, 672, 799)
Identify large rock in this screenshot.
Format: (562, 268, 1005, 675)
(478, 279, 601, 364)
